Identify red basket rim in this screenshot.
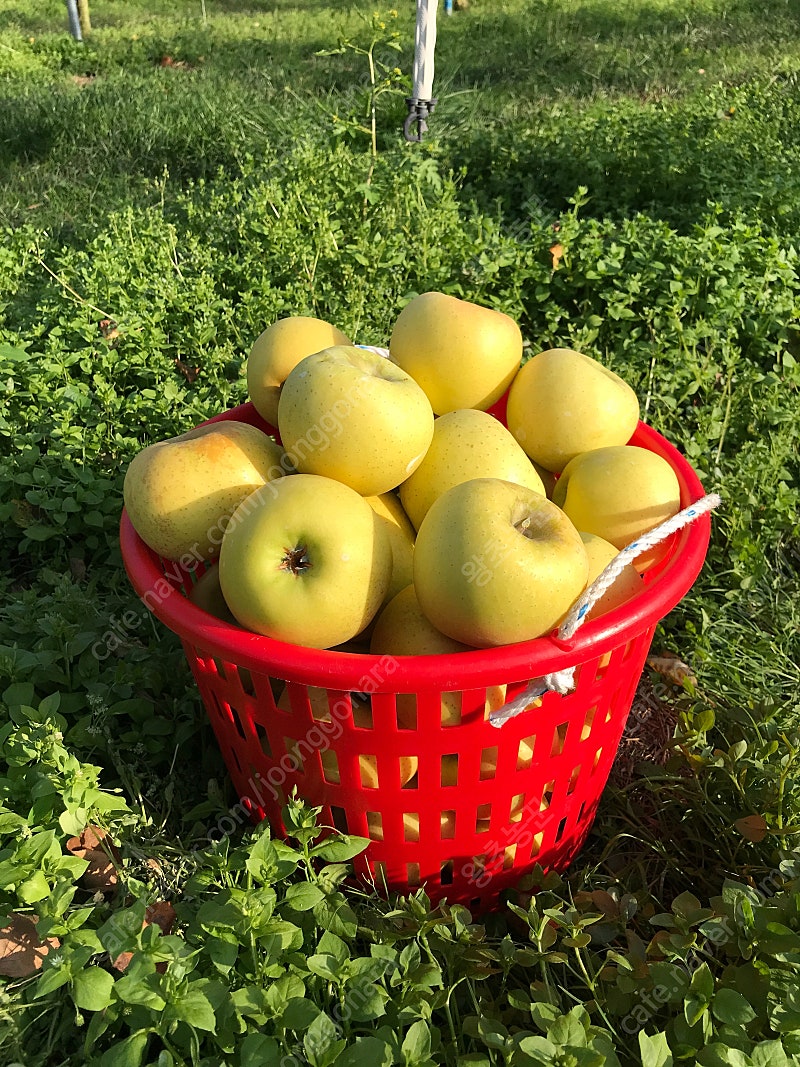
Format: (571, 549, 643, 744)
(119, 403, 711, 692)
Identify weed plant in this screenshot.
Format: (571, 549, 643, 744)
(0, 0, 799, 1063)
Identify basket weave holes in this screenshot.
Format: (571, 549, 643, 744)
(404, 814, 420, 842)
(210, 692, 247, 741)
(238, 667, 256, 697)
(516, 735, 535, 771)
(321, 749, 340, 784)
(254, 721, 272, 758)
(551, 723, 568, 757)
(582, 706, 598, 740)
(396, 701, 416, 730)
(476, 803, 492, 832)
(366, 811, 383, 840)
(479, 747, 499, 780)
(567, 765, 582, 795)
(331, 806, 348, 834)
(441, 754, 458, 787)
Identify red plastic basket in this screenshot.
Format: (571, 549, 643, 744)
(120, 398, 711, 911)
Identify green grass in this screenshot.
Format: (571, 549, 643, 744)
(4, 0, 800, 233)
(1, 0, 800, 1063)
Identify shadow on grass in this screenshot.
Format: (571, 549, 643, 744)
(0, 35, 336, 175)
(0, 0, 359, 36)
(436, 0, 800, 97)
(438, 68, 800, 232)
(3, 0, 800, 234)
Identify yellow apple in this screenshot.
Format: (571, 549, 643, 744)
(388, 291, 523, 414)
(532, 460, 558, 499)
(218, 473, 392, 648)
(364, 493, 415, 605)
(369, 584, 508, 727)
(246, 316, 351, 428)
(506, 348, 640, 473)
(552, 445, 681, 572)
(277, 685, 417, 788)
(367, 802, 549, 842)
(123, 421, 286, 562)
(188, 564, 238, 625)
(367, 810, 453, 842)
(188, 565, 259, 692)
(579, 532, 644, 620)
(413, 478, 589, 647)
(399, 408, 545, 531)
(370, 584, 471, 659)
(278, 346, 434, 496)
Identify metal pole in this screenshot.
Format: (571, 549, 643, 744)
(65, 0, 82, 40)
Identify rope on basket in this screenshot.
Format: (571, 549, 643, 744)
(489, 492, 722, 729)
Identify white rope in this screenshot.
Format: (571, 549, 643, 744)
(355, 345, 391, 358)
(413, 0, 439, 101)
(489, 493, 722, 728)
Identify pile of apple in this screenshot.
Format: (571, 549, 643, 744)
(123, 292, 683, 657)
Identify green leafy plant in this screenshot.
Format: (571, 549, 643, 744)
(313, 8, 410, 196)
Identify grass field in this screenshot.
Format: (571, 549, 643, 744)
(1, 0, 800, 1063)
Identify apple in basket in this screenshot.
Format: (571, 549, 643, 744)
(188, 564, 239, 626)
(579, 532, 643, 620)
(413, 478, 589, 647)
(246, 315, 351, 428)
(505, 347, 640, 473)
(370, 583, 508, 726)
(399, 407, 546, 531)
(363, 492, 416, 607)
(369, 584, 512, 784)
(276, 685, 417, 788)
(389, 291, 523, 414)
(552, 445, 681, 572)
(277, 345, 435, 496)
(218, 473, 392, 649)
(123, 421, 287, 562)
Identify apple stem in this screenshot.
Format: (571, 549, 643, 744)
(280, 545, 312, 575)
(514, 516, 533, 539)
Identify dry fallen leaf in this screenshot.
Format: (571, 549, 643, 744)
(174, 359, 200, 383)
(69, 557, 87, 581)
(646, 651, 697, 688)
(0, 914, 60, 978)
(550, 242, 564, 270)
(159, 55, 190, 70)
(67, 825, 121, 895)
(99, 318, 120, 343)
(145, 901, 177, 935)
(735, 814, 769, 843)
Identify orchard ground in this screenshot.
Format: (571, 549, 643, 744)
(0, 0, 799, 1064)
